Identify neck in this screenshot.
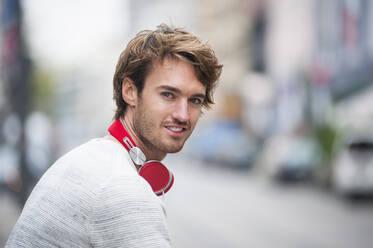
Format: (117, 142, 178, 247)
(111, 110, 166, 162)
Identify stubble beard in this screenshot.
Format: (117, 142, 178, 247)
(133, 104, 189, 154)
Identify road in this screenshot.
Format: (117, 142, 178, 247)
(164, 155, 373, 248)
(1, 156, 373, 248)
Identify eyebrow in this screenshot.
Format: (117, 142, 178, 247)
(157, 85, 206, 99)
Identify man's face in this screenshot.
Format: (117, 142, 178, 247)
(133, 58, 206, 154)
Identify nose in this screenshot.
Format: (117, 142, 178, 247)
(172, 99, 189, 123)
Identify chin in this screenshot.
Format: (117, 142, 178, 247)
(163, 143, 184, 153)
(167, 148, 183, 154)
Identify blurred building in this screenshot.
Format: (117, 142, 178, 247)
(263, 0, 315, 133)
(314, 0, 373, 100)
(1, 0, 34, 204)
(314, 0, 373, 135)
(248, 0, 373, 183)
(243, 0, 373, 135)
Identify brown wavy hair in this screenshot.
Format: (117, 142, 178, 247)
(113, 24, 223, 120)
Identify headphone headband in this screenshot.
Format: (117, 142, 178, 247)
(108, 119, 137, 152)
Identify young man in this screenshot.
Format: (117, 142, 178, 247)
(6, 24, 222, 247)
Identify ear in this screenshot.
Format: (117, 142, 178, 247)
(121, 77, 138, 107)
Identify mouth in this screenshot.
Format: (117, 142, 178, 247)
(164, 126, 187, 136)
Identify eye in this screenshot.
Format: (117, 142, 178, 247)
(190, 97, 203, 106)
(161, 92, 174, 99)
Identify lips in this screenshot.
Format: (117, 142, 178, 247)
(167, 126, 184, 132)
(164, 125, 188, 136)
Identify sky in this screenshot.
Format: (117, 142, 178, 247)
(22, 0, 129, 68)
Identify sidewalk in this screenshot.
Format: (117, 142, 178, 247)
(0, 192, 21, 247)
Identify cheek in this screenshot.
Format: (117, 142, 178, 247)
(152, 103, 172, 118)
(139, 96, 163, 113)
(144, 100, 173, 122)
(190, 110, 202, 126)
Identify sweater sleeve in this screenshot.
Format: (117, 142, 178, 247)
(89, 175, 171, 248)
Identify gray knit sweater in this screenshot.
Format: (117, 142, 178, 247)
(6, 138, 171, 247)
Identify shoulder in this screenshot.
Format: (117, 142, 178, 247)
(53, 138, 161, 208)
(22, 138, 140, 218)
(49, 138, 136, 180)
(58, 138, 129, 167)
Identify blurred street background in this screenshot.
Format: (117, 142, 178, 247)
(1, 0, 373, 247)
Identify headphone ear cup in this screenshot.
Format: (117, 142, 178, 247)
(139, 161, 174, 196)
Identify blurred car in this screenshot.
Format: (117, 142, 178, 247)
(185, 119, 258, 169)
(259, 134, 320, 182)
(332, 138, 373, 197)
(275, 138, 319, 182)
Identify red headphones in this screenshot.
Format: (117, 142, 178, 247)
(108, 119, 174, 196)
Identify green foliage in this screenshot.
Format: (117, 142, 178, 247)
(313, 121, 344, 165)
(30, 68, 56, 116)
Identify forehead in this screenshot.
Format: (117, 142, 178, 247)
(144, 58, 206, 93)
